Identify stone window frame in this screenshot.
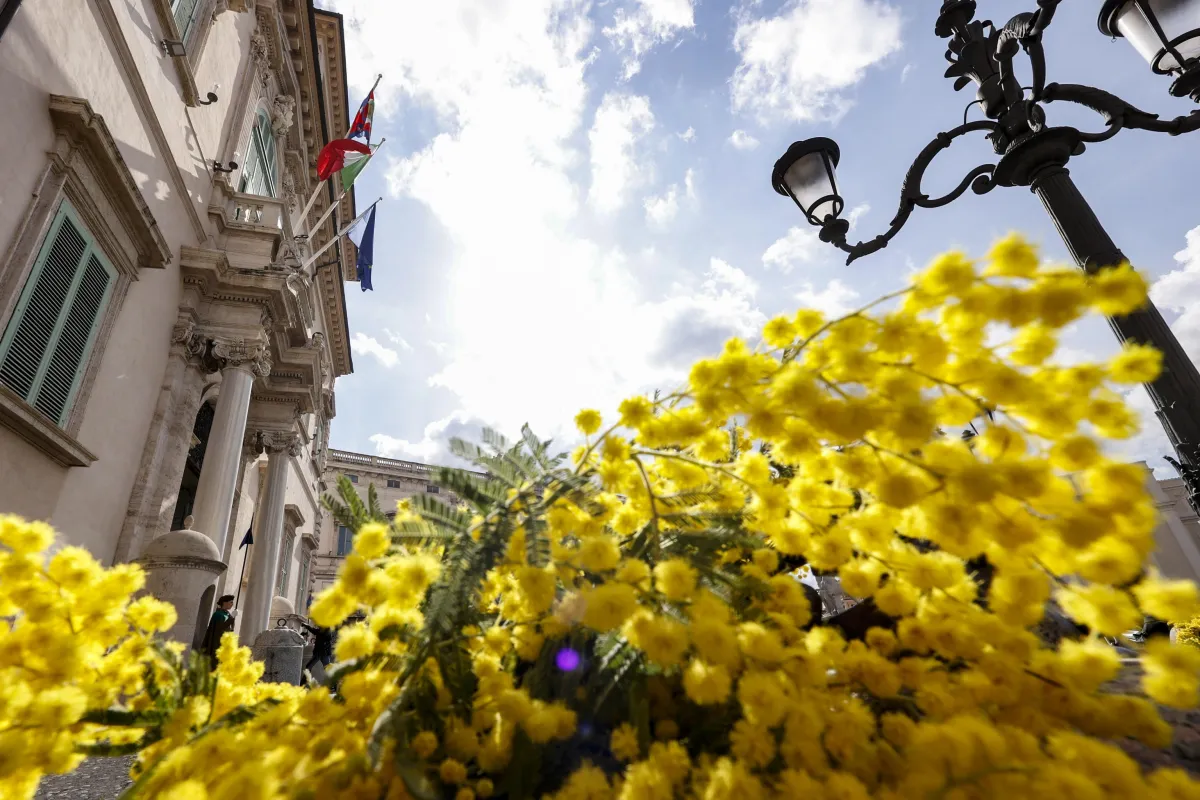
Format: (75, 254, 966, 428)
(336, 525, 353, 556)
(0, 96, 170, 468)
(295, 543, 313, 611)
(278, 504, 305, 599)
(221, 41, 287, 202)
(150, 0, 226, 106)
(277, 529, 295, 597)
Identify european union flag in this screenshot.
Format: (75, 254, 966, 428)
(356, 206, 375, 292)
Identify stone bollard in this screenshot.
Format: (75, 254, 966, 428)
(251, 621, 305, 685)
(138, 516, 227, 652)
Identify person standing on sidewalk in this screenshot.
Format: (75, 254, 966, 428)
(200, 595, 236, 666)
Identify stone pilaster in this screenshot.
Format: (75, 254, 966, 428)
(113, 320, 211, 564)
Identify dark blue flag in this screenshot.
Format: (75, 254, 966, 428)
(239, 527, 253, 548)
(356, 206, 376, 292)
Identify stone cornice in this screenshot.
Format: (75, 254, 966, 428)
(308, 9, 354, 379)
(48, 96, 172, 270)
(180, 246, 304, 335)
(283, 503, 306, 531)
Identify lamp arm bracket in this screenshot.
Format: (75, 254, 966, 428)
(1043, 82, 1200, 139)
(833, 120, 1000, 265)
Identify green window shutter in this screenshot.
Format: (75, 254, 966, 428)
(0, 203, 115, 425)
(237, 112, 277, 198)
(277, 534, 294, 595)
(172, 0, 200, 42)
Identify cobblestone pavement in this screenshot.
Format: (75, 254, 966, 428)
(34, 756, 134, 800)
(1107, 661, 1200, 774)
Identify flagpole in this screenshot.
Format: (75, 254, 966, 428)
(301, 197, 383, 274)
(233, 540, 252, 610)
(293, 178, 328, 236)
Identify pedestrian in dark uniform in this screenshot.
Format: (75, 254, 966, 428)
(200, 594, 236, 667)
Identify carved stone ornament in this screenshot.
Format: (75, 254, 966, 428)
(281, 168, 298, 213)
(271, 94, 296, 137)
(249, 31, 270, 86)
(170, 321, 208, 363)
(285, 271, 316, 332)
(227, 0, 254, 11)
(251, 429, 304, 458)
(211, 339, 272, 377)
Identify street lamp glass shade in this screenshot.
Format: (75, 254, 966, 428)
(1101, 0, 1200, 73)
(771, 138, 844, 226)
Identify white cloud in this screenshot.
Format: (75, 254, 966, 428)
(729, 129, 760, 150)
(644, 187, 679, 227)
(370, 411, 490, 468)
(604, 0, 695, 80)
(329, 0, 775, 452)
(644, 168, 696, 228)
(761, 203, 869, 273)
(678, 126, 696, 141)
(589, 92, 656, 214)
(651, 259, 766, 367)
(900, 63, 914, 83)
(731, 0, 903, 124)
(1150, 224, 1200, 364)
(382, 328, 413, 350)
(794, 279, 860, 317)
(349, 332, 400, 368)
(847, 203, 870, 230)
(762, 226, 821, 273)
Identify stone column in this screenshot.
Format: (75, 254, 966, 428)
(239, 430, 301, 645)
(113, 322, 210, 564)
(190, 340, 271, 554)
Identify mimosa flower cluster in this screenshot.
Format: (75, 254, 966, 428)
(7, 235, 1200, 799)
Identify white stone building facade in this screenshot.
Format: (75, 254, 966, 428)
(0, 0, 359, 649)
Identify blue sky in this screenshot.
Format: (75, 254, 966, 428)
(319, 0, 1200, 475)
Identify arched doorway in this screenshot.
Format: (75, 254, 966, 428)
(172, 400, 215, 531)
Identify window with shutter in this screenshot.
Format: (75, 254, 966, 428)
(0, 202, 115, 426)
(171, 0, 200, 42)
(296, 549, 311, 610)
(238, 111, 278, 199)
(277, 532, 294, 596)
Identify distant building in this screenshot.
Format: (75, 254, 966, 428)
(308, 449, 481, 604)
(1148, 470, 1200, 584)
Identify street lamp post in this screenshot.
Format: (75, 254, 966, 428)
(772, 0, 1200, 513)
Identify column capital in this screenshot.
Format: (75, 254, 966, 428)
(212, 338, 272, 378)
(170, 320, 209, 365)
(248, 429, 304, 458)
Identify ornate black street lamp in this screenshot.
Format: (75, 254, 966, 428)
(772, 0, 1200, 512)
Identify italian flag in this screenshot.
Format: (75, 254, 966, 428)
(316, 139, 373, 190)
